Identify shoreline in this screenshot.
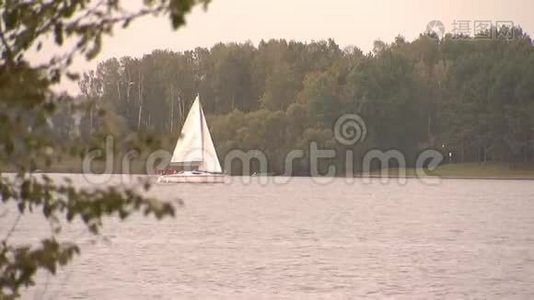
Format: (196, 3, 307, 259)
(357, 174, 534, 181)
(5, 172, 534, 181)
(3, 162, 534, 181)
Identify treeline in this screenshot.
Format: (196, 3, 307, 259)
(65, 27, 534, 174)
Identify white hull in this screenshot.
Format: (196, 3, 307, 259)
(157, 173, 226, 184)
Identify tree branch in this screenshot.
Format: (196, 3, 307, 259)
(2, 212, 21, 243)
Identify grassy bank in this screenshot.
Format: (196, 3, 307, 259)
(4, 159, 534, 180)
(1, 156, 151, 174)
(367, 162, 534, 179)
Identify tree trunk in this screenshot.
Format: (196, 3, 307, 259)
(116, 81, 121, 106)
(137, 70, 144, 130)
(178, 94, 185, 124)
(89, 106, 93, 135)
(170, 86, 174, 133)
(460, 138, 465, 163)
(477, 141, 484, 164)
(427, 114, 432, 146)
(126, 70, 132, 123)
(524, 138, 529, 163)
(232, 93, 236, 111)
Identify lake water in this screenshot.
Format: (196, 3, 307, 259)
(3, 175, 534, 299)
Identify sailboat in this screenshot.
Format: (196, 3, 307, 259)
(157, 96, 225, 183)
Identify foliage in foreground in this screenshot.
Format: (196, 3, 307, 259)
(0, 0, 209, 298)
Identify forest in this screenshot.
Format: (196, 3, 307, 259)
(56, 26, 534, 175)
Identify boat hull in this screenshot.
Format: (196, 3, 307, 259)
(157, 173, 226, 184)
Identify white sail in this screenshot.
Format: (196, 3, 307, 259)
(171, 98, 202, 165)
(170, 96, 222, 173)
(199, 104, 222, 173)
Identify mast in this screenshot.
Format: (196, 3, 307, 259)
(198, 96, 204, 167)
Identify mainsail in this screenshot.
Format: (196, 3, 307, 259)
(170, 96, 222, 173)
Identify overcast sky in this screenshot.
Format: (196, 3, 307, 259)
(36, 0, 534, 95)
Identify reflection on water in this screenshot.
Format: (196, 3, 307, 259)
(2, 175, 534, 299)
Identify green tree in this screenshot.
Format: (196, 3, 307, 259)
(75, 28, 534, 174)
